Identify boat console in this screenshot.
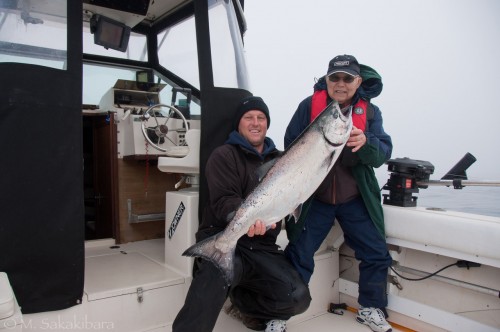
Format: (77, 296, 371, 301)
(156, 128, 200, 277)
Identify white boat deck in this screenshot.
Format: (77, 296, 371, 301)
(79, 229, 500, 332)
(140, 310, 393, 332)
(80, 238, 403, 332)
(10, 227, 499, 332)
(213, 309, 388, 332)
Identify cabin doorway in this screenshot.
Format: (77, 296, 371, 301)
(83, 113, 117, 240)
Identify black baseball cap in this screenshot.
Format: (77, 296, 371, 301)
(326, 54, 360, 77)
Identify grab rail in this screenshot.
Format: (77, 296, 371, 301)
(127, 199, 164, 224)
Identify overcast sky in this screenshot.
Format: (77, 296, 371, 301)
(243, 0, 500, 184)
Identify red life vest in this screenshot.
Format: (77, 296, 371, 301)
(310, 90, 368, 131)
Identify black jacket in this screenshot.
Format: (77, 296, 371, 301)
(196, 131, 282, 251)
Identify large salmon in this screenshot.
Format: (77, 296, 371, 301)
(183, 101, 352, 283)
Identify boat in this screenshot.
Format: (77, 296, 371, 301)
(0, 1, 499, 331)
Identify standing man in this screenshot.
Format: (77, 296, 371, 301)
(284, 55, 393, 332)
(173, 96, 311, 332)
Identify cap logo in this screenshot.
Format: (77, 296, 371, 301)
(354, 107, 364, 115)
(334, 61, 350, 67)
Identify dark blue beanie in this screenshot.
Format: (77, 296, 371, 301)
(234, 96, 271, 130)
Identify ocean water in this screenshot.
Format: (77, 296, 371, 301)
(387, 185, 500, 218)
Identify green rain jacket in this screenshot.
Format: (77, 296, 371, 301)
(284, 65, 392, 238)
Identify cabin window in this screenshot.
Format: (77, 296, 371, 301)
(0, 1, 67, 70)
(157, 15, 199, 89)
(208, 0, 249, 90)
(155, 0, 250, 91)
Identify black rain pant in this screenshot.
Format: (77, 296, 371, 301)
(172, 246, 311, 332)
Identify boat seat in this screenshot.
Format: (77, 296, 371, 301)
(164, 145, 190, 158)
(158, 129, 200, 174)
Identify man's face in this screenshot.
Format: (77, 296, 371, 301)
(326, 73, 362, 107)
(238, 110, 268, 151)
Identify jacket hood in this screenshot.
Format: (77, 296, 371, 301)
(314, 63, 383, 101)
(225, 130, 277, 159)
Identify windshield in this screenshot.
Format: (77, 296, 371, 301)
(82, 63, 201, 116)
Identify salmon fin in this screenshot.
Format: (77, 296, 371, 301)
(255, 157, 280, 181)
(291, 204, 303, 223)
(182, 233, 235, 284)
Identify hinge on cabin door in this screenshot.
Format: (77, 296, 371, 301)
(137, 287, 144, 303)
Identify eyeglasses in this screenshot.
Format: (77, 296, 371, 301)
(328, 74, 357, 83)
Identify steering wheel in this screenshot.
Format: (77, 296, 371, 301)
(140, 103, 190, 153)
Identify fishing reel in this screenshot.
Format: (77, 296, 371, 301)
(382, 157, 435, 207)
(382, 153, 478, 207)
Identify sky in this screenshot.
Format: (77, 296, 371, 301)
(242, 0, 500, 185)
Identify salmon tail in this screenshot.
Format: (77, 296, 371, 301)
(182, 233, 235, 284)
